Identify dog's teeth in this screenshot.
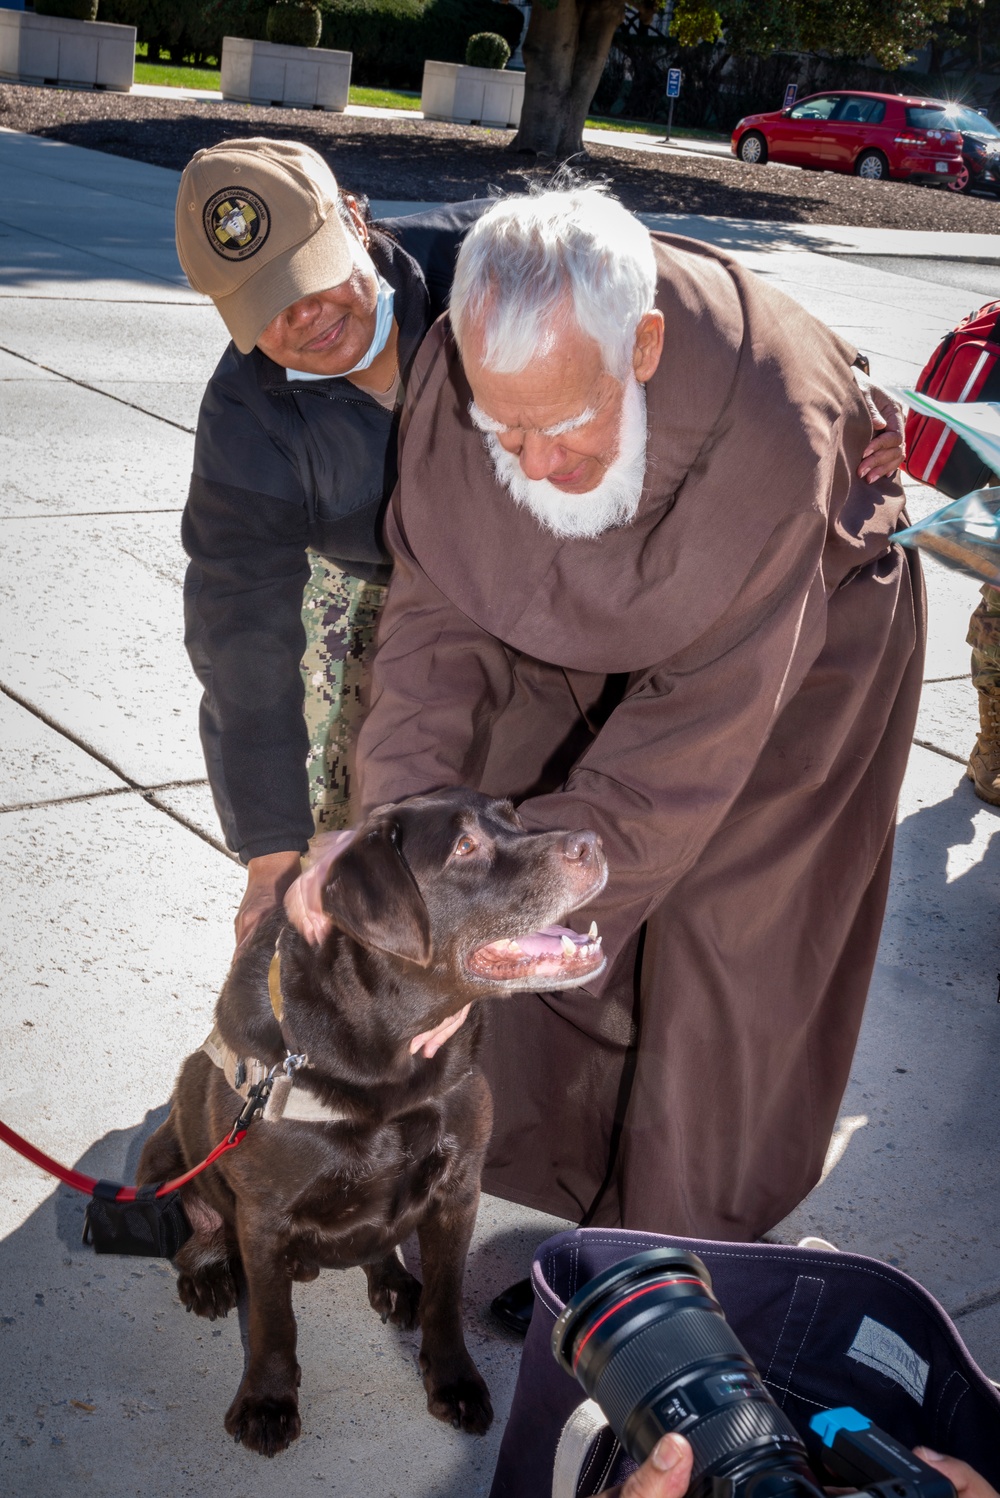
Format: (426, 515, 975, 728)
(507, 941, 521, 953)
(560, 934, 577, 957)
(589, 921, 598, 939)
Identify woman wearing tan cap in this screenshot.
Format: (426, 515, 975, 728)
(175, 136, 482, 946)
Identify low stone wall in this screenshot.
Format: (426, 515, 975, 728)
(220, 36, 351, 111)
(0, 10, 135, 91)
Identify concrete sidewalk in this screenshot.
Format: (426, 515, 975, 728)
(0, 130, 998, 1495)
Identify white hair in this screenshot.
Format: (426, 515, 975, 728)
(450, 184, 657, 381)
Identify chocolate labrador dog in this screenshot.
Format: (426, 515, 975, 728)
(137, 788, 607, 1457)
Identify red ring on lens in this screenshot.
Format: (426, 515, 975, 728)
(572, 1276, 706, 1370)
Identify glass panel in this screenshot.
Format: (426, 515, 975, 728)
(789, 95, 840, 121)
(935, 104, 1000, 137)
(833, 97, 886, 124)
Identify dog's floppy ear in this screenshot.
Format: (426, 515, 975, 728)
(323, 817, 432, 967)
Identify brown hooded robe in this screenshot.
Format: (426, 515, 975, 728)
(357, 235, 925, 1242)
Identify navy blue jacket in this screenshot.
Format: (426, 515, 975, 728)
(182, 203, 482, 863)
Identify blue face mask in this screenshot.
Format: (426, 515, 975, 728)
(284, 274, 395, 382)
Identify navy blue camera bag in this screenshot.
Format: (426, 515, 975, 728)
(489, 1229, 1000, 1497)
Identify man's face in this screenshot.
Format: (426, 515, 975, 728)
(255, 201, 378, 375)
(463, 315, 625, 496)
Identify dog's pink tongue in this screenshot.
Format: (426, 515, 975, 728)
(514, 925, 589, 956)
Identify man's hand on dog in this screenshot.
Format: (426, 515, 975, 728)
(281, 828, 472, 1059)
(236, 850, 303, 950)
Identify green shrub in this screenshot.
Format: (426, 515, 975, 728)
(33, 0, 99, 17)
(464, 31, 509, 69)
(319, 0, 522, 89)
(266, 0, 323, 44)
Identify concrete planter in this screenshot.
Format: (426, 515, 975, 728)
(0, 9, 134, 90)
(421, 59, 524, 128)
(220, 35, 351, 111)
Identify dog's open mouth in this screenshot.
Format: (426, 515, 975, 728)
(465, 923, 604, 987)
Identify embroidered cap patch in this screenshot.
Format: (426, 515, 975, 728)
(204, 187, 270, 261)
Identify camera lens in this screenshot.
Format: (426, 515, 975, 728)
(552, 1249, 821, 1497)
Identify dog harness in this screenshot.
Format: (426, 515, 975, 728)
(200, 942, 348, 1125)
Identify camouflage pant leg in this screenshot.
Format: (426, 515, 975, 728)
(300, 552, 387, 834)
(968, 584, 1000, 692)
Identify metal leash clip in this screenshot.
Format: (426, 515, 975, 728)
(228, 1074, 276, 1140)
(283, 1051, 308, 1077)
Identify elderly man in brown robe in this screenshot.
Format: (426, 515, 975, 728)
(355, 185, 924, 1251)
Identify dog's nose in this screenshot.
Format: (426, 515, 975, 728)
(562, 830, 601, 865)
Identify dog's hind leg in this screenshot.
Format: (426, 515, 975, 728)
(174, 1189, 240, 1321)
(136, 1109, 241, 1318)
(362, 1251, 421, 1329)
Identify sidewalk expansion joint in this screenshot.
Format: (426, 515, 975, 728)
(0, 342, 195, 434)
(923, 674, 969, 684)
(911, 736, 967, 767)
(0, 777, 205, 814)
(950, 1285, 1000, 1320)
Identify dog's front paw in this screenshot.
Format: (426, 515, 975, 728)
(224, 1387, 301, 1457)
(421, 1360, 493, 1435)
(176, 1262, 238, 1320)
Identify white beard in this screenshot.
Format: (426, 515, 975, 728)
(482, 375, 648, 540)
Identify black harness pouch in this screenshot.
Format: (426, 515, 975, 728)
(82, 1181, 192, 1258)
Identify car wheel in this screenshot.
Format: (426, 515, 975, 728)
(854, 149, 889, 181)
(738, 131, 768, 166)
(947, 164, 971, 193)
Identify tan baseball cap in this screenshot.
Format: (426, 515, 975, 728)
(175, 137, 356, 354)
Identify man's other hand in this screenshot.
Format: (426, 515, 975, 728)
(235, 850, 302, 951)
(915, 1450, 1000, 1498)
(598, 1434, 693, 1498)
(854, 368, 906, 484)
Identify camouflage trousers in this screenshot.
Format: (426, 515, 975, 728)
(300, 551, 387, 834)
(968, 583, 1000, 695)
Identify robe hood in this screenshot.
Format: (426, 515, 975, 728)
(393, 235, 903, 675)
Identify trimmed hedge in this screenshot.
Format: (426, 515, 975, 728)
(320, 0, 523, 89)
(34, 0, 99, 17)
(266, 0, 323, 45)
(465, 31, 509, 69)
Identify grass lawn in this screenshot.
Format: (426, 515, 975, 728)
(129, 58, 727, 142)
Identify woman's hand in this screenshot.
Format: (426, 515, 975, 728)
(235, 850, 302, 951)
(597, 1434, 694, 1498)
(854, 368, 906, 484)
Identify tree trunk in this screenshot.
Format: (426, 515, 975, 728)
(509, 0, 627, 158)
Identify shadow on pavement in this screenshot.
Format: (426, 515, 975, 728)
(0, 1108, 540, 1497)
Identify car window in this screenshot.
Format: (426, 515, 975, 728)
(789, 95, 840, 121)
(935, 104, 1000, 137)
(835, 96, 886, 125)
(906, 106, 955, 130)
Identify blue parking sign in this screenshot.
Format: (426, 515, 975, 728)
(666, 68, 682, 98)
(783, 83, 798, 109)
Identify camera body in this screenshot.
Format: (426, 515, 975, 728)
(551, 1249, 955, 1498)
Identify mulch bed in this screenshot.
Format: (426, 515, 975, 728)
(3, 82, 1000, 232)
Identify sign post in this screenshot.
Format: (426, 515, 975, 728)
(664, 67, 682, 141)
(783, 82, 798, 111)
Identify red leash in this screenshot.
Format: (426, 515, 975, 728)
(0, 1116, 248, 1201)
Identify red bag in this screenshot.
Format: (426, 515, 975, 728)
(904, 299, 1000, 498)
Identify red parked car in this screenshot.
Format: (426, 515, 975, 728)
(731, 91, 965, 185)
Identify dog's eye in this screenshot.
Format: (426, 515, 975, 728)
(454, 835, 478, 857)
